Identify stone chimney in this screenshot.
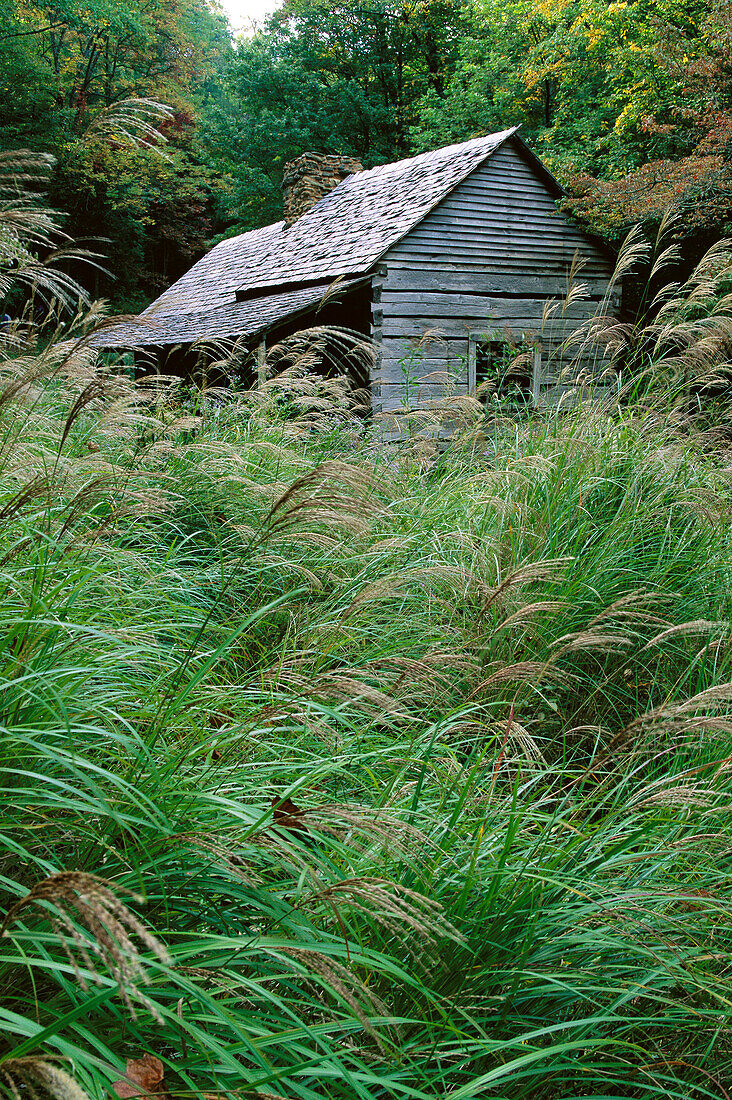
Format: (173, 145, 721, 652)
(282, 152, 363, 227)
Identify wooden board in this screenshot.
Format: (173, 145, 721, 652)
(376, 269, 611, 299)
(376, 293, 599, 320)
(383, 143, 614, 282)
(368, 140, 617, 418)
(379, 315, 589, 338)
(374, 381, 470, 409)
(376, 357, 469, 385)
(385, 256, 612, 277)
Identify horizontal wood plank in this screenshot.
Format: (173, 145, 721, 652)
(382, 144, 614, 308)
(378, 291, 601, 316)
(454, 184, 561, 206)
(374, 381, 469, 407)
(378, 300, 595, 325)
(385, 256, 612, 276)
(376, 359, 469, 385)
(388, 230, 600, 255)
(381, 316, 587, 338)
(381, 269, 609, 297)
(386, 250, 611, 276)
(413, 208, 590, 236)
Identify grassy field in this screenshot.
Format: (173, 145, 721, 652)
(2, 305, 732, 1100)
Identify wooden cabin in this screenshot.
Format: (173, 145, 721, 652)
(96, 129, 617, 419)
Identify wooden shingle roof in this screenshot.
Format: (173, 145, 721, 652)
(92, 280, 365, 349)
(232, 127, 518, 295)
(95, 128, 518, 349)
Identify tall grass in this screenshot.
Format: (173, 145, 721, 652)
(2, 251, 732, 1099)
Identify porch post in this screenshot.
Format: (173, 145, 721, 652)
(255, 337, 267, 386)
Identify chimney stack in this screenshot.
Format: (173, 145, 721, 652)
(282, 152, 363, 227)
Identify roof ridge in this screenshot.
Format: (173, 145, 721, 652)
(179, 129, 519, 300)
(343, 126, 518, 181)
(291, 126, 519, 224)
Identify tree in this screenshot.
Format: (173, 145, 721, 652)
(200, 0, 469, 231)
(54, 132, 224, 309)
(412, 0, 726, 172)
(0, 0, 230, 138)
(407, 0, 732, 255)
(0, 0, 233, 306)
(562, 0, 732, 246)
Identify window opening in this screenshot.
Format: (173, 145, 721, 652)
(469, 334, 541, 407)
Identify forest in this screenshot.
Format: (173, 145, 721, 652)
(2, 0, 731, 307)
(3, 2, 732, 1100)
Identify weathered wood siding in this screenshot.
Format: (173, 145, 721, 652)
(372, 138, 616, 414)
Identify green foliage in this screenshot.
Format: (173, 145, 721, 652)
(4, 0, 732, 305)
(201, 0, 469, 230)
(410, 0, 726, 174)
(481, 0, 732, 242)
(0, 0, 229, 141)
(0, 0, 233, 306)
(2, 294, 732, 1096)
(193, 0, 732, 252)
(53, 134, 224, 308)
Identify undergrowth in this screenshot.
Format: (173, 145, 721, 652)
(2, 246, 732, 1099)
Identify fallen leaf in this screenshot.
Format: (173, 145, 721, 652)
(271, 796, 310, 837)
(113, 1055, 166, 1099)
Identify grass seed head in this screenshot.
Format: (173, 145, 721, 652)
(1, 1060, 91, 1100)
(1, 872, 169, 1020)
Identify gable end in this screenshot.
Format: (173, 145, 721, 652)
(372, 140, 617, 414)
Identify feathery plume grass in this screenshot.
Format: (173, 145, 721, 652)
(0, 1060, 93, 1100)
(2, 267, 732, 1100)
(2, 873, 170, 1020)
